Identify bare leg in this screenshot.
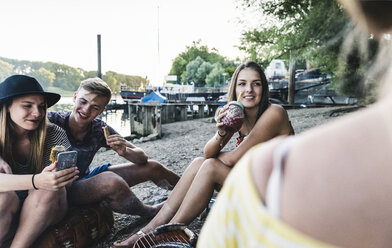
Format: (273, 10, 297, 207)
(170, 158, 231, 224)
(0, 192, 19, 246)
(69, 171, 161, 217)
(11, 188, 68, 248)
(113, 157, 206, 247)
(109, 159, 180, 189)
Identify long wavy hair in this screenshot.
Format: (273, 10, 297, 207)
(0, 98, 47, 174)
(338, 0, 392, 101)
(227, 61, 270, 120)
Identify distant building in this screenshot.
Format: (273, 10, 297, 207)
(160, 83, 194, 94)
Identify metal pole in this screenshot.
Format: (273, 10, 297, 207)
(97, 34, 102, 79)
(156, 4, 160, 85)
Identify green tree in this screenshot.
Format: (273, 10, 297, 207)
(237, 0, 384, 101)
(0, 59, 14, 81)
(169, 40, 229, 83)
(238, 0, 349, 75)
(81, 70, 99, 80)
(0, 56, 147, 94)
(103, 71, 119, 93)
(196, 62, 214, 85)
(183, 58, 228, 86)
(0, 57, 83, 91)
(29, 67, 56, 89)
(183, 56, 205, 84)
(170, 56, 187, 79)
(206, 63, 225, 86)
(46, 63, 83, 91)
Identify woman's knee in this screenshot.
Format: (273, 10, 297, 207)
(199, 158, 229, 180)
(188, 157, 206, 173)
(28, 187, 67, 206)
(200, 158, 219, 170)
(0, 192, 19, 216)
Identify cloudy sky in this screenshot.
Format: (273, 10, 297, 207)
(0, 0, 255, 85)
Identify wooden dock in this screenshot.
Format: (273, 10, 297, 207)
(127, 102, 222, 137)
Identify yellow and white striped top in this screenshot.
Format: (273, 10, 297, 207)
(197, 143, 336, 248)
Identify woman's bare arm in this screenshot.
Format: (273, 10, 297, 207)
(218, 104, 291, 166)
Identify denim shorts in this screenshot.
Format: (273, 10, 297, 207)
(79, 163, 110, 181)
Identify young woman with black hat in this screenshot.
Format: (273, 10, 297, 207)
(0, 75, 79, 247)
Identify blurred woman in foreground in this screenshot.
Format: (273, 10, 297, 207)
(198, 1, 392, 247)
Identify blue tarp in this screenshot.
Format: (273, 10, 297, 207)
(141, 91, 167, 103)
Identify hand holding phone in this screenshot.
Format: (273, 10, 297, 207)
(57, 151, 77, 171)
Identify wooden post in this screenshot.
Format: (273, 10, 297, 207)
(166, 104, 176, 123)
(180, 104, 187, 121)
(288, 55, 296, 105)
(198, 104, 205, 118)
(161, 104, 167, 124)
(188, 105, 194, 119)
(143, 105, 149, 136)
(155, 105, 162, 137)
(208, 104, 219, 117)
(128, 102, 132, 136)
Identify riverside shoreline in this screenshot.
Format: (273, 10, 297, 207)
(90, 105, 361, 247)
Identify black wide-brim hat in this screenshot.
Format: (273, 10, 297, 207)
(0, 75, 61, 107)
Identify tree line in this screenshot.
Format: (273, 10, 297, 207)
(1, 0, 382, 101)
(167, 0, 385, 101)
(234, 0, 383, 101)
(168, 40, 239, 87)
(0, 57, 146, 94)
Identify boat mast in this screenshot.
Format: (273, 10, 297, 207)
(156, 2, 161, 88)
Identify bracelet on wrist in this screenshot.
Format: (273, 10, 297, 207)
(217, 130, 226, 137)
(32, 173, 39, 190)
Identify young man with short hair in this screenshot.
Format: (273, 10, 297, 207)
(48, 77, 179, 217)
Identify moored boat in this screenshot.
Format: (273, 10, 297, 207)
(120, 83, 226, 103)
(120, 90, 146, 102)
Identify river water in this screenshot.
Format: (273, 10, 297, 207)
(49, 96, 131, 137)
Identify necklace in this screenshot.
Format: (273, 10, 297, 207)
(242, 117, 255, 136)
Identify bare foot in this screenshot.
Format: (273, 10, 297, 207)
(114, 202, 174, 247)
(112, 233, 139, 248)
(112, 229, 151, 248)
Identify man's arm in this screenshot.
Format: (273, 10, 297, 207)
(106, 134, 148, 165)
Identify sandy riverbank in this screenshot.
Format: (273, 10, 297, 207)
(89, 105, 361, 247)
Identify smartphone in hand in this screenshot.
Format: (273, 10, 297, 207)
(57, 151, 77, 171)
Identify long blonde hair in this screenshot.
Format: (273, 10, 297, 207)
(0, 100, 47, 173)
